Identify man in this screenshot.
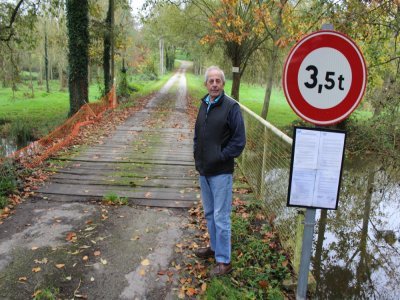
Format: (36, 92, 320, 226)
(193, 66, 246, 277)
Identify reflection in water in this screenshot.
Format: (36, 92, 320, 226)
(312, 158, 400, 299)
(0, 138, 18, 157)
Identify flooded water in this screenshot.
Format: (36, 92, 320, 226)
(0, 138, 19, 157)
(312, 157, 400, 299)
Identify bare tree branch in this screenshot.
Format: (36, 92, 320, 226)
(0, 0, 25, 42)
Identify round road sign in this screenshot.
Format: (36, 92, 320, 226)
(283, 30, 367, 125)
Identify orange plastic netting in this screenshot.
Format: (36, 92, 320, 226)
(10, 85, 117, 168)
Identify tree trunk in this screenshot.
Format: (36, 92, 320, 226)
(261, 44, 279, 119)
(231, 71, 241, 101)
(29, 53, 34, 98)
(44, 25, 50, 93)
(66, 0, 89, 116)
(103, 1, 112, 94)
(110, 0, 115, 86)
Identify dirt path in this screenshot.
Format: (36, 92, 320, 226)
(0, 63, 200, 299)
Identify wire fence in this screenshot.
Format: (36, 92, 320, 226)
(237, 103, 304, 272)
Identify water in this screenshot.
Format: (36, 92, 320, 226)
(312, 157, 400, 299)
(0, 138, 19, 157)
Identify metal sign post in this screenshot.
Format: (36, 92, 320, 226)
(296, 208, 316, 300)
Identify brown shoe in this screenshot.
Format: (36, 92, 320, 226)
(210, 263, 233, 277)
(195, 247, 215, 259)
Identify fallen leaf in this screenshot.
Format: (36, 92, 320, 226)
(65, 276, 72, 281)
(31, 246, 39, 251)
(186, 287, 197, 296)
(55, 264, 65, 269)
(66, 232, 77, 242)
(144, 192, 152, 198)
(130, 235, 140, 241)
(201, 282, 207, 292)
(141, 259, 150, 266)
(82, 256, 89, 261)
(32, 290, 42, 297)
(157, 270, 166, 275)
(32, 267, 41, 273)
(100, 258, 107, 265)
(139, 269, 146, 276)
(18, 277, 27, 282)
(34, 258, 48, 264)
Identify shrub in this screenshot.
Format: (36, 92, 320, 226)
(0, 160, 19, 196)
(0, 196, 8, 209)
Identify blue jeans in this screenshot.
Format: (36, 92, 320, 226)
(199, 174, 233, 264)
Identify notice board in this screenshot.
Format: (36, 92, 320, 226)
(287, 127, 346, 210)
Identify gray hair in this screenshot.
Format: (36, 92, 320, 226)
(204, 66, 225, 83)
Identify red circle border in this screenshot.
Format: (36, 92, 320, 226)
(283, 30, 367, 125)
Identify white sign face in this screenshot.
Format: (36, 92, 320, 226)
(287, 127, 346, 210)
(298, 47, 352, 109)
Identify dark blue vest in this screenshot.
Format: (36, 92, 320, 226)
(194, 93, 236, 176)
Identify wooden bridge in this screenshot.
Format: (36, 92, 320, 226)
(37, 67, 199, 208)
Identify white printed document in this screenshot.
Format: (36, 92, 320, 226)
(287, 127, 346, 209)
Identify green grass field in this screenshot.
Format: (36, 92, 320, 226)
(0, 75, 171, 141)
(0, 81, 103, 138)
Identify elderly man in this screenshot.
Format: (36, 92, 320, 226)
(193, 66, 246, 276)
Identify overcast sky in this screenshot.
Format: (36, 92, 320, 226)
(130, 0, 146, 15)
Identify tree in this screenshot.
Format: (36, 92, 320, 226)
(103, 0, 113, 94)
(197, 0, 270, 101)
(66, 0, 89, 116)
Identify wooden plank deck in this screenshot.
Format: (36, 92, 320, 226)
(37, 70, 200, 208)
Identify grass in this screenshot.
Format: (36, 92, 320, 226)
(102, 192, 128, 205)
(33, 287, 59, 300)
(0, 80, 102, 139)
(0, 73, 173, 144)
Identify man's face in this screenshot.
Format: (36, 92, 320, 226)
(205, 70, 224, 101)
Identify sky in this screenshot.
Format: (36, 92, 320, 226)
(129, 0, 146, 16)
